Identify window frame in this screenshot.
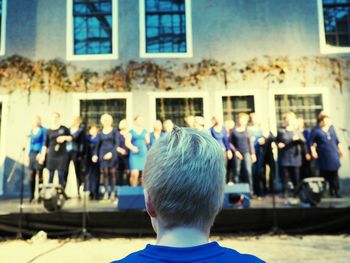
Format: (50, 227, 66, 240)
(317, 0, 350, 54)
(148, 91, 209, 130)
(66, 0, 119, 61)
(269, 87, 330, 134)
(72, 92, 133, 126)
(0, 0, 7, 56)
(139, 0, 193, 58)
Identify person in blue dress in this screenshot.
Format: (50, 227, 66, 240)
(149, 120, 164, 148)
(92, 113, 119, 200)
(210, 116, 233, 165)
(125, 116, 150, 187)
(310, 114, 344, 197)
(276, 112, 306, 198)
(116, 119, 130, 186)
(27, 115, 46, 203)
(86, 123, 100, 200)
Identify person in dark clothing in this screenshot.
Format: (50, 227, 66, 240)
(27, 116, 46, 203)
(298, 117, 312, 179)
(224, 119, 236, 184)
(41, 112, 72, 187)
(310, 114, 344, 197)
(92, 113, 119, 200)
(261, 131, 277, 194)
(66, 116, 87, 197)
(210, 116, 233, 184)
(231, 113, 256, 195)
(248, 113, 266, 197)
(276, 112, 305, 197)
(86, 123, 100, 200)
(116, 119, 130, 186)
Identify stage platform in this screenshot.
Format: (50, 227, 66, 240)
(0, 196, 350, 238)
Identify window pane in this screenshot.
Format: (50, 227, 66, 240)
(73, 0, 113, 55)
(80, 99, 127, 128)
(323, 0, 350, 47)
(156, 98, 203, 126)
(145, 0, 187, 53)
(222, 96, 255, 122)
(274, 94, 323, 129)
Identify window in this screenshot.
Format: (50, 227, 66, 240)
(80, 99, 126, 127)
(222, 96, 255, 122)
(0, 0, 7, 56)
(156, 97, 203, 126)
(318, 0, 350, 53)
(66, 0, 118, 60)
(274, 94, 323, 129)
(139, 0, 193, 58)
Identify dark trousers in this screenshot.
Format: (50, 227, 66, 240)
(253, 147, 265, 196)
(235, 153, 253, 194)
(300, 158, 312, 180)
(29, 169, 43, 201)
(320, 170, 340, 196)
(280, 166, 300, 196)
(87, 163, 100, 199)
(226, 157, 236, 183)
(48, 169, 66, 187)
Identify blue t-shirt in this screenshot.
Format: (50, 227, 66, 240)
(112, 241, 264, 263)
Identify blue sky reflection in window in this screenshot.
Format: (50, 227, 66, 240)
(323, 0, 350, 47)
(73, 0, 113, 55)
(145, 0, 187, 53)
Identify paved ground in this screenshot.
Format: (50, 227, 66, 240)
(0, 235, 349, 263)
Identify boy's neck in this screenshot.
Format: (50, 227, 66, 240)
(156, 226, 209, 248)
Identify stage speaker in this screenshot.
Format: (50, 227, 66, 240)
(39, 184, 67, 212)
(223, 183, 250, 209)
(117, 186, 145, 210)
(297, 177, 325, 206)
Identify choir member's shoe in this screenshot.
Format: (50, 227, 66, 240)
(110, 192, 116, 201)
(227, 181, 234, 186)
(103, 192, 109, 200)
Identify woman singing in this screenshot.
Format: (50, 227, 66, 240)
(67, 116, 87, 197)
(92, 114, 119, 200)
(41, 112, 72, 187)
(126, 116, 150, 187)
(27, 115, 46, 203)
(276, 112, 305, 198)
(310, 114, 344, 198)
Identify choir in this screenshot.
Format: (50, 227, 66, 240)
(27, 111, 344, 203)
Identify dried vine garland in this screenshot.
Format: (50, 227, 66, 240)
(0, 55, 348, 104)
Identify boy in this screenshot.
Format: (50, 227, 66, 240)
(113, 127, 264, 262)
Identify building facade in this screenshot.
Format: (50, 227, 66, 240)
(0, 0, 350, 197)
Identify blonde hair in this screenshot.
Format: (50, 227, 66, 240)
(100, 113, 113, 126)
(119, 119, 128, 130)
(143, 127, 225, 230)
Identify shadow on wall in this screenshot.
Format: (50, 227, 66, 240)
(1, 157, 29, 200)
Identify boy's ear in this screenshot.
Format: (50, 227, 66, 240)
(144, 189, 157, 218)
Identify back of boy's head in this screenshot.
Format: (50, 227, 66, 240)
(143, 127, 225, 231)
